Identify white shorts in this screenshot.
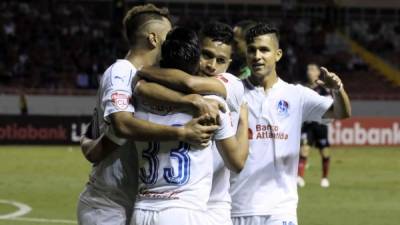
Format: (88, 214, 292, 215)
(77, 187, 133, 225)
(132, 208, 210, 225)
(232, 214, 298, 225)
(77, 200, 127, 225)
(208, 208, 232, 225)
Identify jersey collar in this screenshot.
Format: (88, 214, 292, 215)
(244, 77, 285, 93)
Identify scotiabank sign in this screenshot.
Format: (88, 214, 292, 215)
(0, 115, 91, 144)
(328, 117, 400, 146)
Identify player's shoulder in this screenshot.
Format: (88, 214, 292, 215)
(218, 73, 244, 92)
(217, 72, 242, 83)
(104, 59, 137, 87)
(282, 80, 309, 94)
(293, 83, 317, 95)
(107, 59, 136, 73)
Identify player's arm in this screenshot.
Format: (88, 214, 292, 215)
(318, 67, 352, 119)
(81, 133, 119, 163)
(81, 114, 217, 163)
(216, 104, 249, 173)
(80, 117, 127, 163)
(110, 112, 217, 145)
(137, 67, 227, 98)
(80, 121, 100, 163)
(82, 113, 218, 163)
(323, 87, 351, 119)
(134, 79, 225, 124)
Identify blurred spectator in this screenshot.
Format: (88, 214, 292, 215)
(76, 72, 90, 89)
(19, 92, 28, 115)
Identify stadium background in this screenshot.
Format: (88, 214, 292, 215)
(0, 0, 399, 224)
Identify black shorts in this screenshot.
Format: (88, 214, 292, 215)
(301, 122, 330, 149)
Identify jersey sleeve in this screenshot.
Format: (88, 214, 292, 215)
(216, 73, 244, 114)
(203, 95, 235, 141)
(300, 85, 334, 123)
(102, 61, 137, 122)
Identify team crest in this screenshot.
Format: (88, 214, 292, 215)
(111, 92, 130, 110)
(277, 100, 289, 117)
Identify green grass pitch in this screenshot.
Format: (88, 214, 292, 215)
(0, 146, 399, 225)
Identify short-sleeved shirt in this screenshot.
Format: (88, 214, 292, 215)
(85, 59, 138, 206)
(230, 78, 333, 217)
(134, 96, 235, 211)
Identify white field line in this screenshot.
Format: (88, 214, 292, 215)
(0, 200, 31, 219)
(0, 199, 76, 224)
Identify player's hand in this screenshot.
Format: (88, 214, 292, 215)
(179, 114, 219, 147)
(316, 67, 343, 90)
(183, 94, 226, 125)
(80, 135, 101, 163)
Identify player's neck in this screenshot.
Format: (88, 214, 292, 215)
(250, 70, 279, 90)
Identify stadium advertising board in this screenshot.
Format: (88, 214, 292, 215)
(1, 116, 399, 146)
(0, 115, 90, 145)
(329, 117, 400, 146)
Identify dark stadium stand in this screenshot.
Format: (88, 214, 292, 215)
(341, 71, 400, 100)
(349, 21, 400, 69)
(1, 1, 399, 99)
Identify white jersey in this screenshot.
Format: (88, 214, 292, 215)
(134, 96, 235, 211)
(208, 73, 244, 210)
(83, 59, 138, 207)
(216, 73, 244, 120)
(230, 78, 333, 217)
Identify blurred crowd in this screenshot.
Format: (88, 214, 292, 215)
(0, 1, 124, 92)
(349, 21, 400, 68)
(0, 1, 398, 94)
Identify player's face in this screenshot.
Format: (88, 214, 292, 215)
(246, 34, 282, 79)
(199, 37, 232, 77)
(307, 64, 320, 83)
(233, 26, 247, 57)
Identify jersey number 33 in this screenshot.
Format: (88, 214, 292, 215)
(140, 141, 191, 186)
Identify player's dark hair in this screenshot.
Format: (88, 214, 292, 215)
(245, 22, 280, 45)
(200, 21, 234, 45)
(235, 20, 256, 31)
(160, 27, 200, 74)
(123, 4, 171, 46)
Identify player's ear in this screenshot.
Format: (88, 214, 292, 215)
(275, 48, 283, 62)
(147, 32, 158, 49)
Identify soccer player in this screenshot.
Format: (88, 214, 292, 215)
(229, 23, 351, 225)
(132, 27, 245, 225)
(297, 63, 333, 188)
(135, 21, 249, 225)
(197, 21, 248, 225)
(77, 5, 219, 225)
